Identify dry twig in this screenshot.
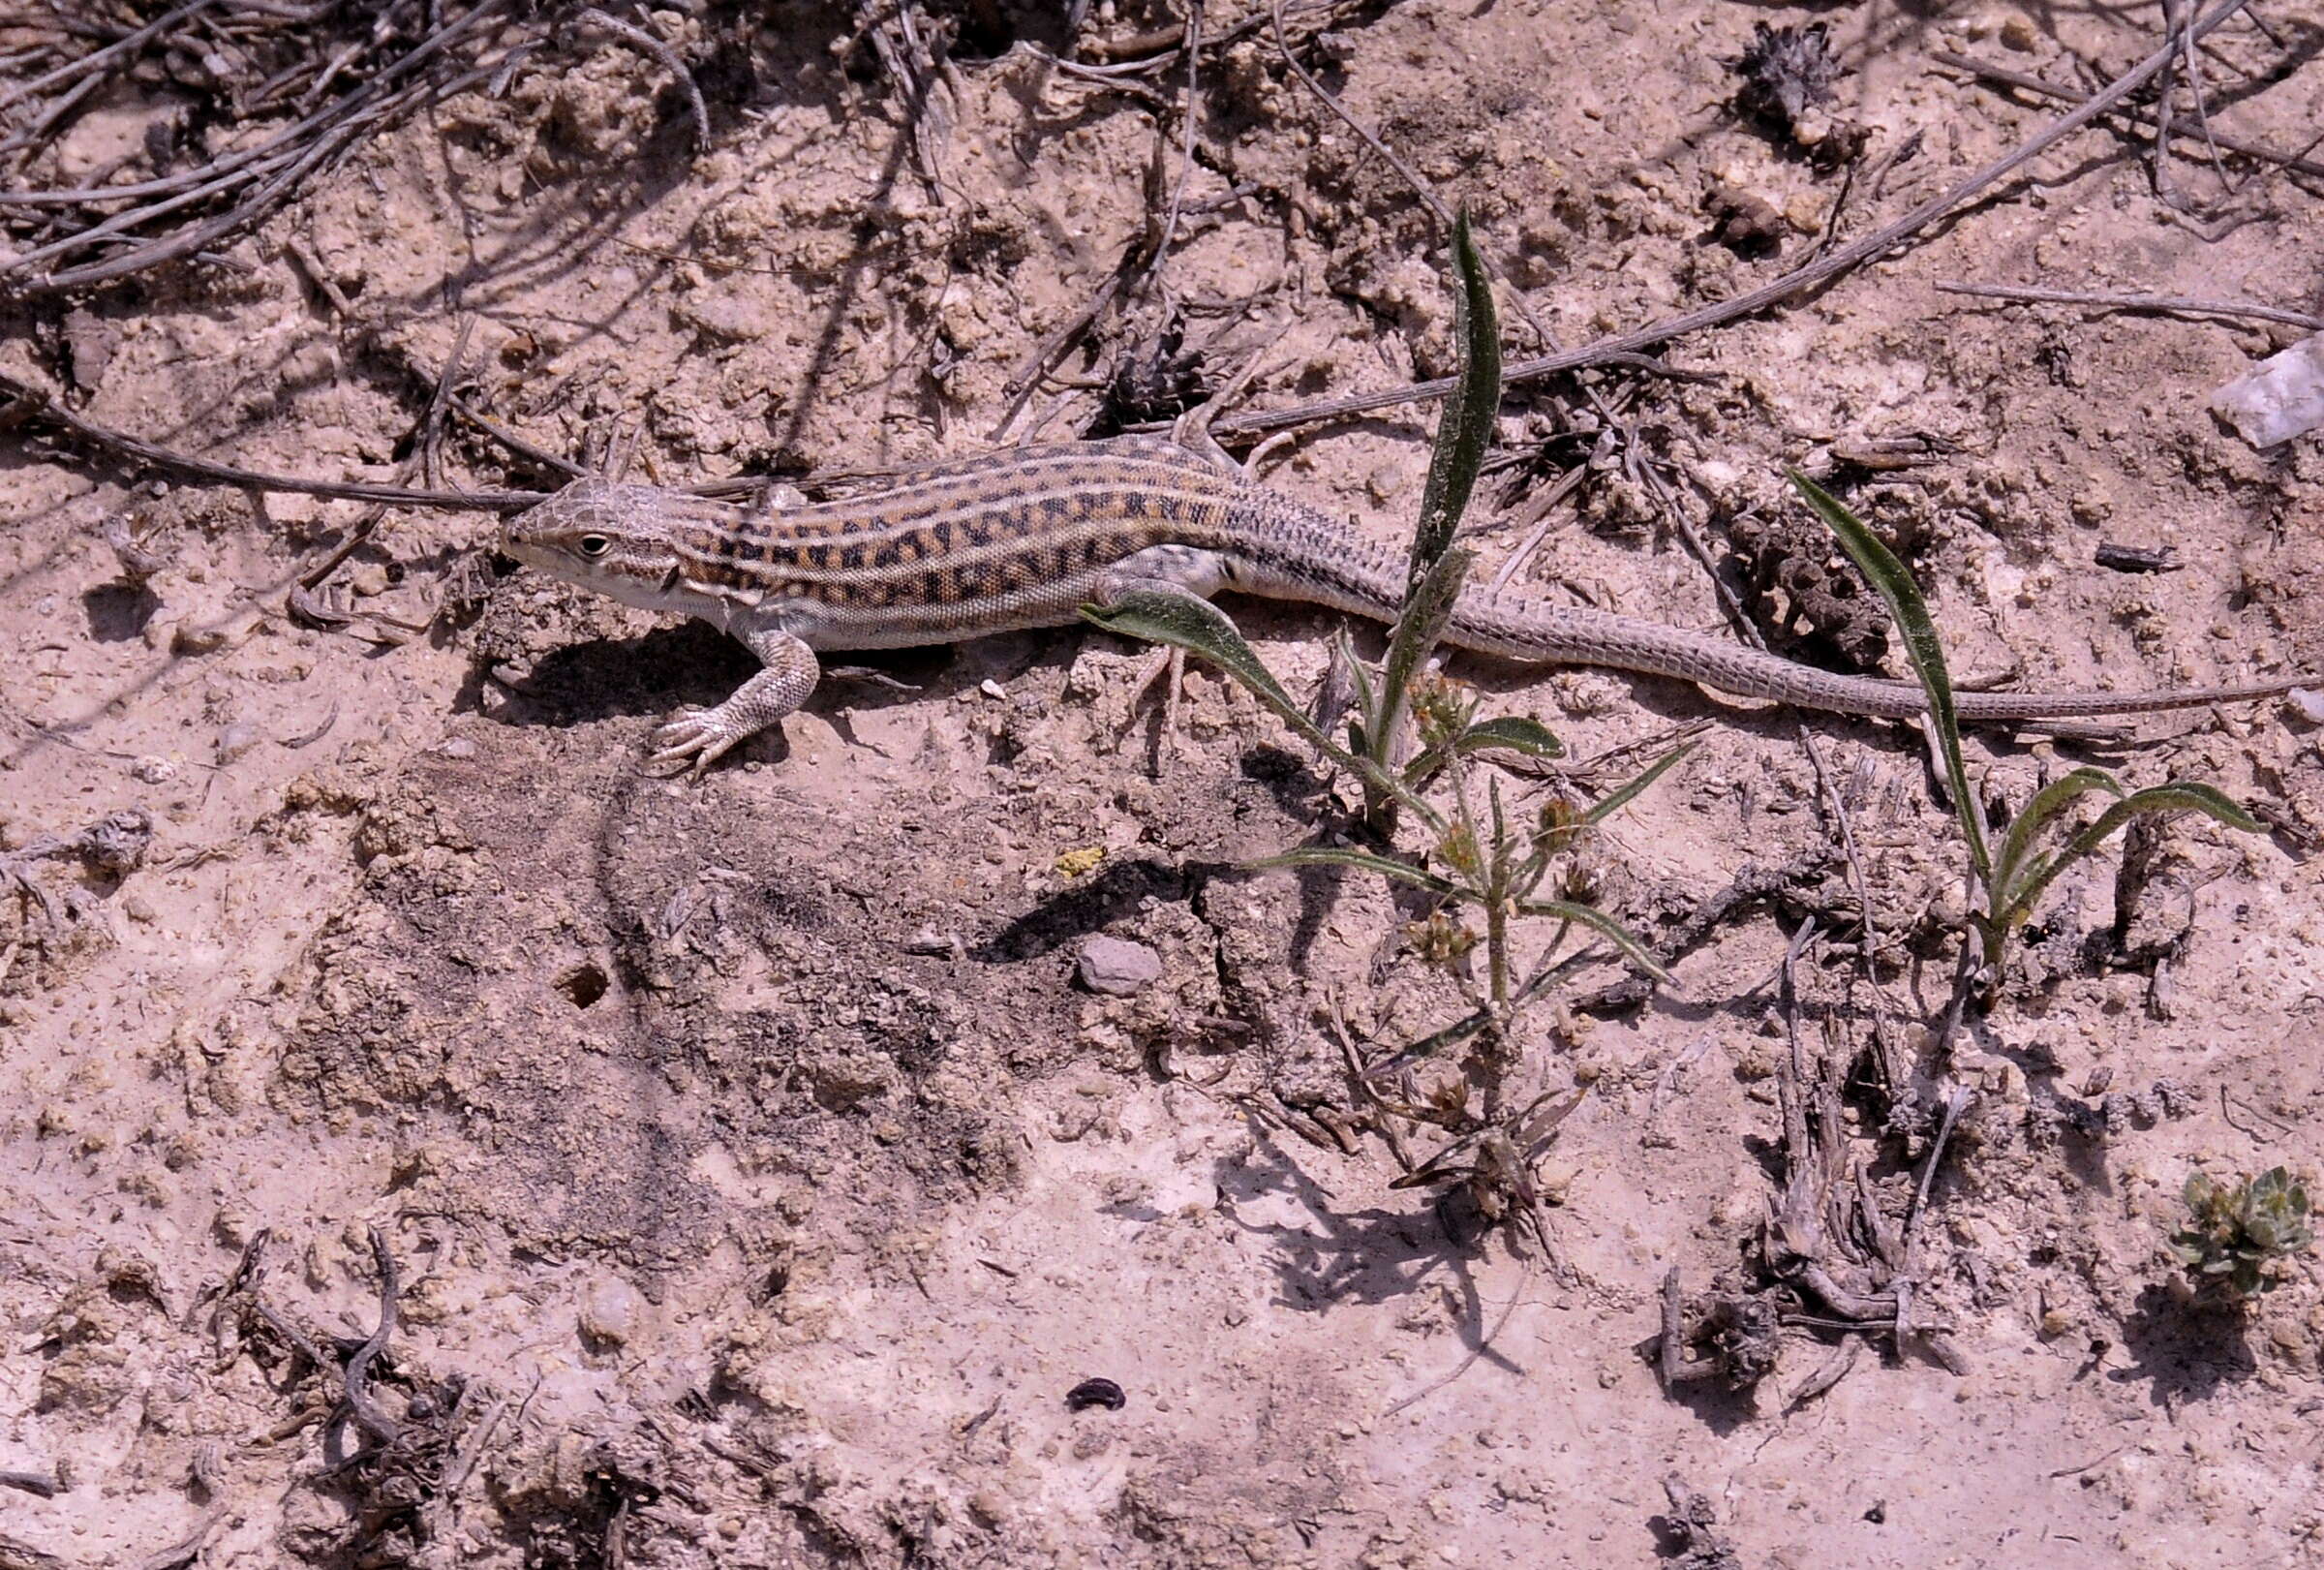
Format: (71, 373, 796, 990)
(1936, 281, 2322, 332)
(574, 8, 708, 153)
(1161, 0, 2267, 440)
(1931, 48, 2324, 182)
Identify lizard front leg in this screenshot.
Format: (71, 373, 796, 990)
(649, 627, 819, 779)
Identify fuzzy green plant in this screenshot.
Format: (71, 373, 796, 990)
(2168, 1166, 2313, 1301)
(1789, 474, 2262, 999)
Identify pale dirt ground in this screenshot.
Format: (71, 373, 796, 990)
(3, 2, 2323, 1567)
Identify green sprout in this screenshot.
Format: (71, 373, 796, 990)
(1789, 474, 2262, 999)
(2168, 1167, 2313, 1301)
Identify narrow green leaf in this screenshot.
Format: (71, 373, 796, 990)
(1084, 591, 1311, 737)
(1994, 766, 2123, 898)
(1361, 1007, 1494, 1077)
(1789, 472, 1990, 885)
(1509, 943, 1603, 1011)
(1404, 711, 1564, 792)
(1374, 543, 1473, 769)
(1343, 631, 1377, 732)
(1409, 207, 1501, 591)
(1515, 899, 1670, 983)
(1250, 845, 1462, 898)
(1581, 739, 1697, 825)
(1084, 591, 1442, 828)
(1999, 781, 2263, 928)
(1318, 626, 1369, 737)
(1455, 715, 1566, 760)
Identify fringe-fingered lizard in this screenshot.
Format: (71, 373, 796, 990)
(499, 436, 2308, 776)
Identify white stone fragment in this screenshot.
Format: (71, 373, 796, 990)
(2211, 331, 2324, 448)
(1077, 936, 1164, 998)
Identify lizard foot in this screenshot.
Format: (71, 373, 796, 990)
(643, 631, 821, 779)
(645, 706, 754, 780)
(1120, 644, 1186, 776)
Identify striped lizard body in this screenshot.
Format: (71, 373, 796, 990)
(499, 436, 2307, 776)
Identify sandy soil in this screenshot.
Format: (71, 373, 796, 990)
(3, 3, 2321, 1566)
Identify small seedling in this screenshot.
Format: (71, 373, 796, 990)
(1789, 475, 2263, 1000)
(2168, 1166, 2313, 1301)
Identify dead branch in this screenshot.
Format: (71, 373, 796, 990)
(1935, 281, 2323, 332)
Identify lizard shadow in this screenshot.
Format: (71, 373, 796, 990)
(974, 855, 1208, 964)
(483, 621, 957, 731)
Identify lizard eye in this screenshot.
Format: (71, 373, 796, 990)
(577, 534, 612, 558)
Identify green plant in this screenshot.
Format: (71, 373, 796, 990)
(1789, 474, 2262, 999)
(2168, 1166, 2313, 1300)
(1085, 211, 1532, 826)
(1083, 212, 1683, 1221)
(1085, 212, 1678, 1035)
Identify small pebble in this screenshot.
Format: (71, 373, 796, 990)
(580, 1278, 640, 1346)
(1077, 936, 1163, 997)
(902, 927, 962, 957)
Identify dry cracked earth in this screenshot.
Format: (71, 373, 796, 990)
(2, 2, 2322, 1567)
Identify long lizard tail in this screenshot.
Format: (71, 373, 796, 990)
(1224, 488, 2308, 722)
(1439, 592, 2305, 721)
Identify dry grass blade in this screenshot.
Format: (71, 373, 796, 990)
(0, 0, 520, 295)
(1159, 0, 2265, 439)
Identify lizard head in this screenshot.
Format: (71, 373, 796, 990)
(499, 480, 708, 613)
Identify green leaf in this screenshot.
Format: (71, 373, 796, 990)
(1789, 472, 1990, 886)
(1320, 626, 1370, 737)
(1374, 544, 1474, 770)
(1408, 207, 1501, 592)
(1084, 590, 1442, 829)
(1084, 591, 1311, 736)
(1994, 767, 2124, 899)
(1514, 899, 1670, 983)
(1581, 739, 1697, 826)
(1999, 781, 2263, 929)
(1406, 713, 1568, 793)
(1361, 1006, 1495, 1076)
(1249, 844, 1462, 898)
(1455, 715, 1566, 760)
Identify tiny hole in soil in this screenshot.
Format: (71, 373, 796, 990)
(83, 583, 159, 642)
(557, 963, 610, 1008)
(947, 0, 1018, 59)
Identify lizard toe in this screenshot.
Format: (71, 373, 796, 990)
(646, 712, 744, 777)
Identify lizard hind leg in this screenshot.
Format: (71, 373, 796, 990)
(1120, 645, 1187, 775)
(648, 627, 820, 780)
